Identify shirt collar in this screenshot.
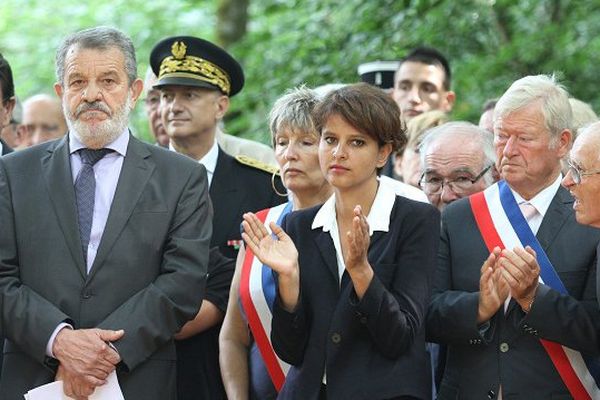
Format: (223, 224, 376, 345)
(198, 139, 219, 176)
(311, 180, 397, 235)
(69, 128, 129, 156)
(510, 174, 562, 218)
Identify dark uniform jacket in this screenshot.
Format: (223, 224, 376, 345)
(176, 147, 285, 400)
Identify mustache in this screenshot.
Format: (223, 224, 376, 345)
(75, 101, 111, 118)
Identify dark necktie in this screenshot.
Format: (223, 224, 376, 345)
(75, 148, 112, 262)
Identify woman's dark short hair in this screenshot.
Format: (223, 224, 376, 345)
(313, 82, 406, 152)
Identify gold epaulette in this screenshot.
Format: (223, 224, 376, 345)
(235, 155, 279, 175)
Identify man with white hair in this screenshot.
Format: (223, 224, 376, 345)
(562, 122, 600, 308)
(419, 121, 497, 210)
(0, 27, 211, 399)
(562, 121, 600, 229)
(427, 74, 600, 399)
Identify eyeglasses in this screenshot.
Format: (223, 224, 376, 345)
(567, 161, 600, 184)
(419, 165, 492, 195)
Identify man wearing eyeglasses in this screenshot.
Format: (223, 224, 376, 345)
(418, 121, 497, 210)
(427, 75, 600, 399)
(18, 94, 67, 148)
(562, 121, 600, 229)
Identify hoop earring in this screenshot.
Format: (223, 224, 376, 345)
(271, 170, 288, 197)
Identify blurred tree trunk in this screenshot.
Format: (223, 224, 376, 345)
(216, 0, 249, 48)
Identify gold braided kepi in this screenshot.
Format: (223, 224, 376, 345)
(150, 36, 244, 96)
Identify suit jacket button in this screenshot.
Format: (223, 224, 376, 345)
(331, 333, 341, 344)
(359, 316, 368, 324)
(82, 292, 92, 299)
(487, 390, 496, 399)
(500, 342, 509, 353)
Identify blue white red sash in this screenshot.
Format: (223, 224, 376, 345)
(239, 202, 292, 391)
(469, 180, 600, 400)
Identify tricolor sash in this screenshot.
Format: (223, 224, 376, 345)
(469, 180, 600, 400)
(240, 202, 292, 391)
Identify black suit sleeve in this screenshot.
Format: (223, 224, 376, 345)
(519, 253, 600, 354)
(426, 208, 494, 345)
(271, 213, 309, 366)
(205, 247, 235, 313)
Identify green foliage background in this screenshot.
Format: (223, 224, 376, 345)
(2, 0, 600, 144)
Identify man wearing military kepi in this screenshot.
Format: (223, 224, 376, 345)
(150, 36, 285, 400)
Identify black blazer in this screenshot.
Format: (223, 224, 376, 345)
(272, 196, 440, 400)
(427, 186, 600, 400)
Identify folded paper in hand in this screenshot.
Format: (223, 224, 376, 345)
(24, 370, 124, 400)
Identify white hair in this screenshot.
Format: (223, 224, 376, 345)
(419, 121, 496, 185)
(494, 74, 572, 144)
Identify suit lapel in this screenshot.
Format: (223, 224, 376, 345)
(209, 149, 241, 245)
(88, 136, 154, 279)
(313, 230, 340, 284)
(42, 136, 87, 278)
(536, 186, 572, 251)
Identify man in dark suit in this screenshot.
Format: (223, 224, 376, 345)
(427, 74, 600, 399)
(0, 53, 16, 156)
(0, 27, 211, 400)
(0, 51, 16, 382)
(150, 36, 285, 399)
(562, 121, 600, 309)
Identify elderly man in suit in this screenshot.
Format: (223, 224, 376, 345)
(0, 27, 211, 400)
(562, 121, 600, 310)
(427, 75, 600, 399)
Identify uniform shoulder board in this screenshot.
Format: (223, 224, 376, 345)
(235, 155, 279, 175)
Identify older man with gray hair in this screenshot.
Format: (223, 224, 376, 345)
(0, 26, 211, 399)
(418, 121, 496, 210)
(427, 74, 600, 399)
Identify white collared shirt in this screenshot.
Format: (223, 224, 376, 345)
(311, 180, 397, 282)
(510, 174, 562, 235)
(169, 139, 218, 187)
(198, 140, 219, 187)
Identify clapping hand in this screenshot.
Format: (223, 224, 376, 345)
(242, 212, 300, 311)
(241, 212, 299, 277)
(478, 247, 509, 323)
(498, 246, 540, 311)
(343, 205, 374, 300)
(344, 205, 371, 273)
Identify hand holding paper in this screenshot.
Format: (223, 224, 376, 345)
(24, 370, 124, 400)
